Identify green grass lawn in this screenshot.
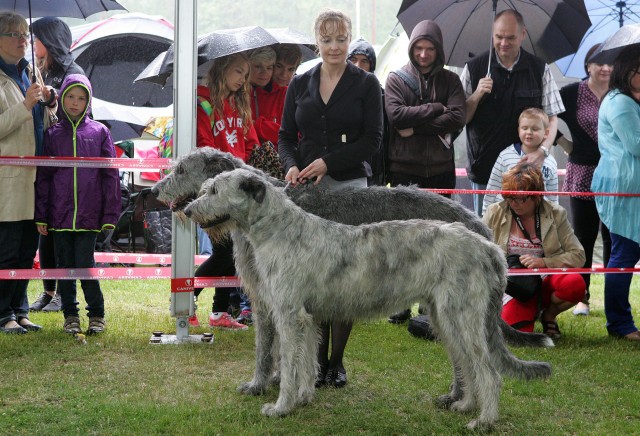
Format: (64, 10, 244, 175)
(1, 275, 639, 435)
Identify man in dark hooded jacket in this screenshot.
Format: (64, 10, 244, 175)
(384, 20, 466, 323)
(384, 20, 465, 192)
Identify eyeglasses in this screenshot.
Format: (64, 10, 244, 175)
(0, 32, 30, 40)
(504, 195, 530, 205)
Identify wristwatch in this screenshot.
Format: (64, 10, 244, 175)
(540, 146, 549, 157)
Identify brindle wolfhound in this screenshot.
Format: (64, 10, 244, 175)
(184, 169, 552, 429)
(151, 148, 552, 412)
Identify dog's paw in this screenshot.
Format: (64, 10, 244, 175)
(434, 393, 458, 409)
(465, 418, 493, 432)
(450, 399, 476, 413)
(237, 381, 267, 396)
(261, 403, 289, 417)
(297, 389, 314, 406)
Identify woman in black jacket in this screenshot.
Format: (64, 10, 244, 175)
(278, 8, 383, 388)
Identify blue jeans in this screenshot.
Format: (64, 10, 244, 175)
(471, 181, 487, 218)
(52, 232, 104, 318)
(0, 221, 38, 325)
(196, 225, 213, 256)
(604, 232, 640, 336)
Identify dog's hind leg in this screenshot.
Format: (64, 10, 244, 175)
(439, 301, 502, 430)
(425, 304, 465, 409)
(295, 317, 320, 406)
(261, 308, 314, 417)
(238, 307, 275, 396)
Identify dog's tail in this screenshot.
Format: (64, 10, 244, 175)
(483, 242, 553, 380)
(500, 317, 554, 348)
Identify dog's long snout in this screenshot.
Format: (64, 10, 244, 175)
(150, 186, 159, 196)
(183, 206, 192, 218)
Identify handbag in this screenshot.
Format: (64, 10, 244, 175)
(248, 140, 284, 179)
(505, 254, 542, 302)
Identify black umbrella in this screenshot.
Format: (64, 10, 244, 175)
(136, 26, 317, 86)
(589, 22, 640, 64)
(396, 0, 592, 68)
(2, 0, 128, 82)
(70, 14, 174, 107)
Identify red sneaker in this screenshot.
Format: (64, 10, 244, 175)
(208, 312, 248, 330)
(188, 313, 200, 327)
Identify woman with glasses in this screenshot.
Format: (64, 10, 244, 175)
(591, 45, 640, 342)
(0, 12, 54, 334)
(483, 163, 586, 338)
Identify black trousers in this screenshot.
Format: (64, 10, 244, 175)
(569, 197, 611, 299)
(389, 170, 455, 199)
(193, 238, 238, 313)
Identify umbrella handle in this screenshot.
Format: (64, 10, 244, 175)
(486, 0, 499, 77)
(28, 0, 37, 83)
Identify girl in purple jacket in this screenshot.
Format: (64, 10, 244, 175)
(34, 74, 120, 335)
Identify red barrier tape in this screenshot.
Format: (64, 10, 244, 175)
(0, 156, 171, 170)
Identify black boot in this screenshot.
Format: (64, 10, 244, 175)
(388, 309, 411, 324)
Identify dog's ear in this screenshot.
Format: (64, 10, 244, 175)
(205, 157, 236, 178)
(239, 176, 267, 204)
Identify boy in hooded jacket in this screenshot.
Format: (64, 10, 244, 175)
(34, 74, 120, 335)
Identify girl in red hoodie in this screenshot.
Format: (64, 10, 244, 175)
(196, 52, 259, 162)
(193, 52, 259, 330)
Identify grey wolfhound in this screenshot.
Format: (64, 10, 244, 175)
(151, 148, 552, 412)
(151, 148, 550, 349)
(183, 169, 551, 429)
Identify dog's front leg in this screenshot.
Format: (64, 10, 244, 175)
(261, 308, 311, 417)
(238, 304, 275, 396)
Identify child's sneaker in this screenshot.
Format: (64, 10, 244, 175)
(208, 312, 248, 330)
(63, 316, 81, 334)
(87, 317, 106, 334)
(29, 291, 53, 311)
(188, 313, 200, 327)
(236, 310, 253, 325)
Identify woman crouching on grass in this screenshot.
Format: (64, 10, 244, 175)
(483, 163, 586, 339)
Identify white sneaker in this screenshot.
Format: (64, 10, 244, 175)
(572, 302, 590, 316)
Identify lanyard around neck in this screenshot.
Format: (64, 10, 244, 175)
(511, 207, 541, 245)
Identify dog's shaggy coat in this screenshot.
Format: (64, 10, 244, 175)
(183, 169, 552, 429)
(151, 148, 553, 420)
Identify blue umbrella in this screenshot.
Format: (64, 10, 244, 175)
(555, 0, 640, 78)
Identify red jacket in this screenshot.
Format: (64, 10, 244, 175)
(250, 81, 287, 147)
(196, 85, 259, 162)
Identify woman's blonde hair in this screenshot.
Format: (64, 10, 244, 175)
(0, 11, 27, 34)
(205, 52, 253, 133)
(313, 8, 351, 41)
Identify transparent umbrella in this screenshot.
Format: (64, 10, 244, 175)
(589, 22, 640, 64)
